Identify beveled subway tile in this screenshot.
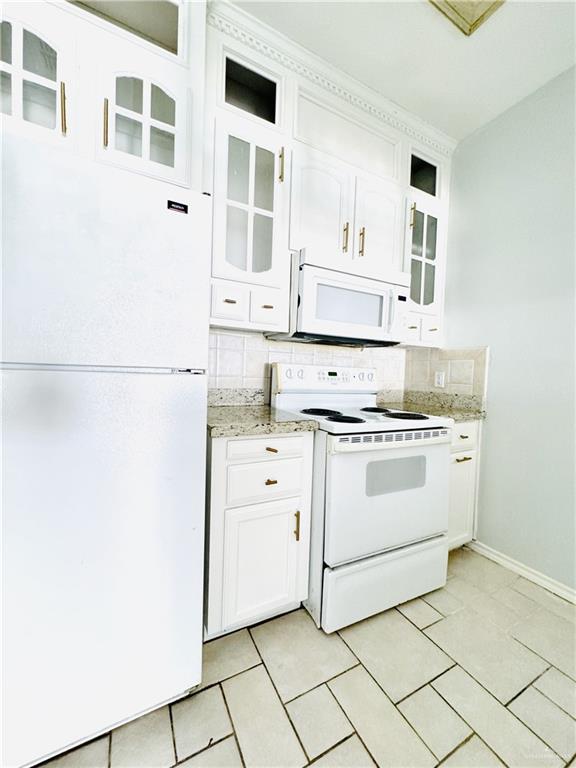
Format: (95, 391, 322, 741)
(511, 609, 576, 679)
(432, 666, 562, 767)
(509, 686, 576, 762)
(110, 707, 175, 768)
(534, 667, 576, 718)
(285, 684, 353, 760)
(172, 687, 233, 761)
(425, 609, 547, 703)
(222, 666, 306, 768)
(396, 598, 443, 629)
(339, 609, 453, 703)
(250, 609, 356, 702)
(200, 629, 261, 690)
(328, 666, 435, 767)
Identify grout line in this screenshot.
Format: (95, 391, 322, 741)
(306, 733, 377, 767)
(393, 662, 458, 707)
(107, 732, 112, 768)
(170, 733, 235, 767)
(504, 665, 552, 708)
(282, 662, 361, 706)
(218, 682, 246, 768)
(168, 702, 178, 765)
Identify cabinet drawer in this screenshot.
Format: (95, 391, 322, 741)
(227, 435, 305, 462)
(211, 281, 249, 321)
(451, 421, 479, 452)
(227, 458, 303, 507)
(249, 287, 285, 328)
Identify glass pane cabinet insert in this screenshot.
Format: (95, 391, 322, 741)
(409, 201, 438, 308)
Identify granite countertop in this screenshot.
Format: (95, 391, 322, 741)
(207, 405, 319, 438)
(378, 401, 485, 423)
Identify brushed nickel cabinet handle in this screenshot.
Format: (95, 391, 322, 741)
(278, 146, 285, 182)
(223, 298, 237, 304)
(262, 304, 274, 309)
(410, 202, 416, 228)
(294, 510, 301, 542)
(456, 456, 473, 463)
(103, 98, 109, 148)
(60, 82, 67, 136)
(265, 478, 278, 486)
(359, 226, 366, 256)
(343, 221, 350, 253)
(265, 447, 278, 453)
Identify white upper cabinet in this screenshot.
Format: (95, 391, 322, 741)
(405, 192, 443, 317)
(212, 115, 289, 288)
(0, 4, 74, 147)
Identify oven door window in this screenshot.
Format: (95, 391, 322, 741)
(316, 284, 383, 327)
(366, 455, 426, 496)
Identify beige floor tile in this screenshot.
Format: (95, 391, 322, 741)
(398, 685, 472, 760)
(534, 667, 576, 718)
(286, 684, 353, 760)
(396, 598, 443, 629)
(200, 629, 261, 689)
(312, 735, 375, 767)
(41, 737, 109, 768)
(508, 686, 576, 762)
(179, 737, 242, 767)
(222, 665, 306, 767)
(441, 735, 504, 767)
(511, 609, 576, 679)
(432, 666, 562, 767)
(447, 547, 471, 578)
(250, 609, 357, 702)
(443, 576, 484, 603)
(422, 586, 465, 616)
(172, 687, 233, 760)
(448, 550, 518, 593)
(110, 706, 175, 768)
(425, 608, 547, 703)
(328, 666, 436, 767)
(444, 578, 523, 631)
(340, 608, 453, 703)
(512, 579, 576, 623)
(491, 585, 541, 619)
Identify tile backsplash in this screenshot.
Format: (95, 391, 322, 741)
(209, 330, 406, 403)
(405, 346, 489, 404)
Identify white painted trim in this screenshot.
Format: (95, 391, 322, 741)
(208, 1, 457, 157)
(467, 541, 576, 604)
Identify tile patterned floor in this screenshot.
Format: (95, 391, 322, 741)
(40, 548, 576, 768)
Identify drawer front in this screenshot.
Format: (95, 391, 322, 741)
(451, 421, 479, 452)
(227, 458, 303, 507)
(211, 281, 249, 321)
(227, 435, 306, 462)
(249, 286, 286, 328)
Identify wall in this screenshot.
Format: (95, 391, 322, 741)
(445, 68, 575, 589)
(208, 330, 406, 403)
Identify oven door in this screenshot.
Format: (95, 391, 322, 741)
(324, 438, 450, 567)
(297, 263, 395, 343)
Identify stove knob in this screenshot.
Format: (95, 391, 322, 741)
(367, 372, 374, 382)
(358, 372, 365, 381)
(297, 368, 304, 379)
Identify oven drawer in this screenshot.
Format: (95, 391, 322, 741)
(227, 458, 304, 507)
(451, 421, 479, 452)
(322, 536, 448, 633)
(227, 435, 306, 463)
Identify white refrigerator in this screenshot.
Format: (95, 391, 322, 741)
(2, 133, 211, 768)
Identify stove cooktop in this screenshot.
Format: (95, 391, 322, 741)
(293, 406, 448, 434)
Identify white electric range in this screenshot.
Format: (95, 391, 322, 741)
(272, 363, 453, 633)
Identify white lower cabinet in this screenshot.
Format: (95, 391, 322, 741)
(448, 421, 481, 550)
(206, 432, 313, 638)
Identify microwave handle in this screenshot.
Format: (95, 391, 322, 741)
(387, 290, 395, 332)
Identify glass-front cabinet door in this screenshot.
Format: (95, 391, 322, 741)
(212, 116, 288, 288)
(405, 193, 443, 316)
(0, 3, 73, 145)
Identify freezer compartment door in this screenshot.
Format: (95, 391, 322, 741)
(322, 537, 448, 633)
(2, 133, 210, 369)
(324, 442, 449, 567)
(2, 368, 207, 768)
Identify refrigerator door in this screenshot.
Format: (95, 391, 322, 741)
(2, 133, 210, 369)
(2, 367, 207, 768)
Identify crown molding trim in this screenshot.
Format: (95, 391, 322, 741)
(207, 5, 457, 157)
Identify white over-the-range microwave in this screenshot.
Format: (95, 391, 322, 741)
(267, 251, 410, 347)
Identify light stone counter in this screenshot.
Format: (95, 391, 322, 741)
(207, 405, 318, 438)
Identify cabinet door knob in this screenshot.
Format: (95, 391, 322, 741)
(265, 447, 278, 453)
(294, 510, 301, 542)
(103, 98, 109, 148)
(359, 226, 366, 257)
(265, 478, 278, 485)
(343, 221, 350, 253)
(223, 298, 237, 304)
(60, 82, 67, 136)
(455, 456, 473, 463)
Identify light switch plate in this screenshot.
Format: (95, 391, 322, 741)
(434, 371, 446, 388)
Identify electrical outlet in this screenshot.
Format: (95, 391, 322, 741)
(434, 371, 446, 388)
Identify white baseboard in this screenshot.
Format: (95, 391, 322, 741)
(467, 540, 576, 604)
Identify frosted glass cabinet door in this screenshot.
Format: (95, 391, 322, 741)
(212, 116, 289, 288)
(405, 194, 443, 315)
(0, 3, 74, 146)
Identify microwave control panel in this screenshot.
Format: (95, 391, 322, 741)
(272, 364, 377, 393)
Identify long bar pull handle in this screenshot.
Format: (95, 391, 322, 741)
(410, 203, 416, 228)
(294, 510, 301, 542)
(278, 147, 285, 182)
(359, 226, 366, 257)
(103, 98, 109, 148)
(455, 456, 473, 463)
(60, 82, 67, 136)
(342, 221, 350, 253)
(265, 478, 278, 486)
(265, 447, 278, 454)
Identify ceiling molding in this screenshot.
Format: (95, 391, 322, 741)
(208, 4, 457, 156)
(429, 0, 505, 35)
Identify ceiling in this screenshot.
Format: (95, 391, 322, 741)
(234, 1, 575, 140)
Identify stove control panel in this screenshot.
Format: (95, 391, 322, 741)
(272, 363, 377, 393)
